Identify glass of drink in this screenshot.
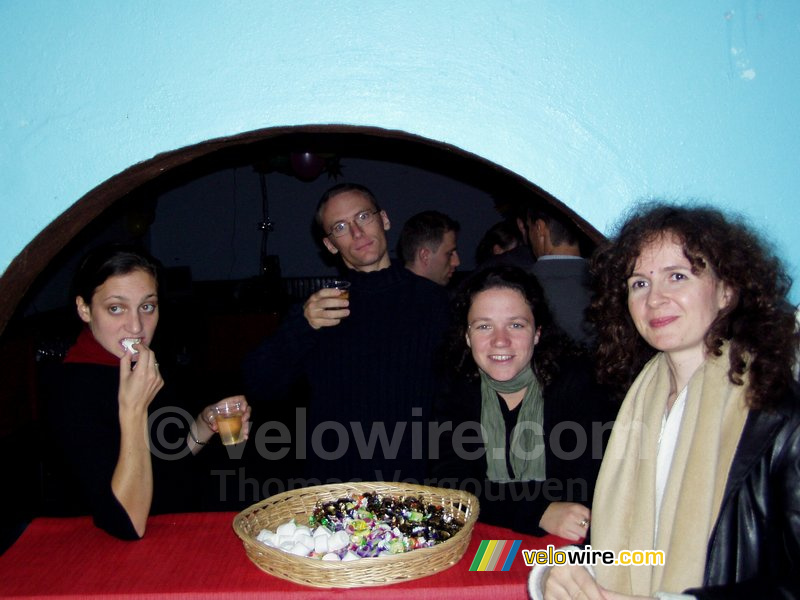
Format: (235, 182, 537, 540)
(212, 399, 245, 446)
(323, 280, 350, 301)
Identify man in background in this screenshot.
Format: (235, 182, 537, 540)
(524, 206, 594, 346)
(397, 210, 461, 286)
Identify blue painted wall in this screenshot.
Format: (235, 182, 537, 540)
(2, 1, 798, 301)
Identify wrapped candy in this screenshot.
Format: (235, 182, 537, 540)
(257, 493, 463, 561)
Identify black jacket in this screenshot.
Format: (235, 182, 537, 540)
(686, 384, 800, 599)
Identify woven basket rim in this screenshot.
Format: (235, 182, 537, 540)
(232, 481, 480, 588)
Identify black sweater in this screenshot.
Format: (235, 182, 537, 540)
(45, 363, 197, 539)
(431, 359, 614, 536)
(243, 264, 450, 483)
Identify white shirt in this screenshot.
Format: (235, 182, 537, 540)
(655, 386, 688, 538)
(529, 386, 695, 600)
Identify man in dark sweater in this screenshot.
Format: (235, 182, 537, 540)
(243, 183, 450, 484)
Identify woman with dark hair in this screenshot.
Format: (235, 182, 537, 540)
(533, 203, 800, 599)
(432, 266, 612, 538)
(475, 220, 523, 266)
(47, 244, 250, 539)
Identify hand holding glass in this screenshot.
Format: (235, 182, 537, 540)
(323, 280, 350, 303)
(212, 399, 245, 445)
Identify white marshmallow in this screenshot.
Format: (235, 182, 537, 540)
(288, 542, 311, 557)
(278, 538, 295, 551)
(313, 526, 332, 538)
(276, 521, 297, 537)
(327, 531, 350, 552)
(295, 533, 315, 550)
(121, 338, 141, 354)
(314, 536, 329, 554)
(341, 551, 360, 561)
(321, 553, 340, 561)
(256, 530, 277, 546)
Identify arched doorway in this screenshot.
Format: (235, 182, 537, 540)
(0, 125, 604, 546)
(0, 125, 603, 336)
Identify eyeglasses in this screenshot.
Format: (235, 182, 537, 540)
(327, 209, 380, 238)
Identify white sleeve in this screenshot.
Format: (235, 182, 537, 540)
(527, 545, 595, 600)
(527, 562, 550, 600)
(530, 577, 695, 600)
(525, 543, 696, 600)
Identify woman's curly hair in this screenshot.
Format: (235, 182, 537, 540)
(589, 201, 798, 409)
(445, 266, 577, 387)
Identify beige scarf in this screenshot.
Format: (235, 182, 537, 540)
(592, 344, 749, 595)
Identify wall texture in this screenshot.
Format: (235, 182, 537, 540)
(2, 1, 798, 301)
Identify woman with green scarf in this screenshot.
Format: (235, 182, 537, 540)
(432, 266, 613, 539)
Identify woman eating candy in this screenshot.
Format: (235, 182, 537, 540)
(46, 244, 250, 539)
(432, 266, 612, 539)
(532, 203, 800, 599)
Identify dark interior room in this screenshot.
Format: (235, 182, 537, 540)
(0, 127, 603, 553)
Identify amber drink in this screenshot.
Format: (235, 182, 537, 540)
(324, 280, 350, 303)
(213, 400, 244, 445)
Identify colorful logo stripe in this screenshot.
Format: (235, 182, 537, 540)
(469, 540, 521, 571)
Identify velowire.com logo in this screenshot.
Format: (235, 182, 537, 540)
(468, 540, 521, 572)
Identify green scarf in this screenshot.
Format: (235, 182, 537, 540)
(479, 365, 546, 483)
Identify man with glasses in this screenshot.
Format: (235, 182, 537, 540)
(243, 183, 450, 485)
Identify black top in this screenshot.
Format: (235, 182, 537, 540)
(431, 358, 615, 536)
(243, 263, 450, 483)
(478, 245, 537, 272)
(498, 395, 521, 479)
(44, 362, 198, 539)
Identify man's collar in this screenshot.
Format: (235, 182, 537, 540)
(537, 254, 583, 261)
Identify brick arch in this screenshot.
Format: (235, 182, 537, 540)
(0, 124, 603, 336)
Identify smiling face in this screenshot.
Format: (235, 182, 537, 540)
(320, 190, 391, 272)
(76, 268, 159, 358)
(466, 287, 540, 381)
(627, 235, 732, 372)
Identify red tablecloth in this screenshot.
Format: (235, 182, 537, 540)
(0, 513, 568, 598)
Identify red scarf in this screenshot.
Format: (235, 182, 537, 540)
(64, 328, 120, 367)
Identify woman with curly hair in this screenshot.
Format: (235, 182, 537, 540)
(532, 203, 800, 599)
(431, 266, 612, 538)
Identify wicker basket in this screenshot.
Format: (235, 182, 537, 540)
(233, 481, 479, 588)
